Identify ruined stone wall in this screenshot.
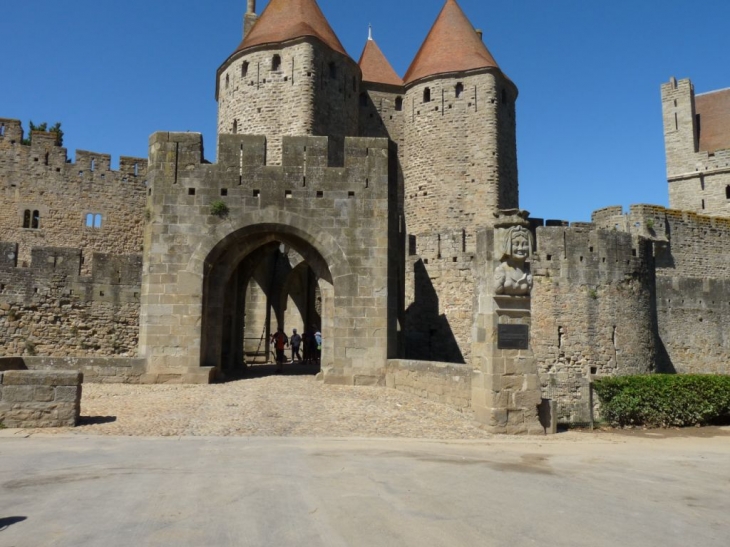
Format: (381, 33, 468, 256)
(661, 79, 730, 218)
(0, 119, 147, 270)
(402, 70, 518, 248)
(0, 244, 141, 358)
(217, 40, 360, 165)
(530, 224, 656, 420)
(141, 132, 397, 384)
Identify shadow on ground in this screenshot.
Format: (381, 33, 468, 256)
(221, 361, 321, 381)
(0, 516, 27, 531)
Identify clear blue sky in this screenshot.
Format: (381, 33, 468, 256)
(2, 0, 729, 221)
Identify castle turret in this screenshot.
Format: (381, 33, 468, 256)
(402, 0, 518, 250)
(357, 28, 405, 143)
(216, 0, 361, 164)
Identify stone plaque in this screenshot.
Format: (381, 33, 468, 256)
(498, 324, 529, 350)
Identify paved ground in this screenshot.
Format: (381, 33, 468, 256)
(0, 432, 729, 547)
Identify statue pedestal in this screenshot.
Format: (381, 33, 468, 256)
(471, 221, 545, 435)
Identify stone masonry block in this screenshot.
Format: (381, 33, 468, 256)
(2, 371, 83, 387)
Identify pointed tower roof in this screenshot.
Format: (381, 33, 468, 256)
(233, 0, 348, 57)
(358, 33, 404, 87)
(404, 0, 501, 85)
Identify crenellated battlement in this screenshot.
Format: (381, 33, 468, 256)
(148, 132, 390, 200)
(0, 116, 148, 183)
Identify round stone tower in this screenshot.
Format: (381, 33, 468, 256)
(216, 0, 361, 164)
(402, 0, 518, 250)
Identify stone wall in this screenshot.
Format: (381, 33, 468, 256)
(385, 359, 472, 414)
(530, 223, 656, 418)
(0, 370, 82, 428)
(0, 245, 141, 357)
(0, 119, 147, 270)
(4, 356, 148, 384)
(592, 205, 730, 374)
(661, 78, 730, 218)
(217, 40, 360, 165)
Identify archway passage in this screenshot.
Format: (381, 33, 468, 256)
(201, 228, 334, 380)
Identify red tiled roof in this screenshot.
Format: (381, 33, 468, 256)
(696, 88, 730, 153)
(234, 0, 347, 57)
(404, 0, 500, 85)
(358, 39, 404, 87)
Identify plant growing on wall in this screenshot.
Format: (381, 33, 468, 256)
(210, 200, 230, 218)
(21, 121, 64, 146)
(645, 218, 655, 230)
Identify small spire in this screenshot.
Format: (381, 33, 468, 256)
(368, 24, 373, 41)
(247, 0, 256, 14)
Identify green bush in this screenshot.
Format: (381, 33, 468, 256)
(593, 374, 730, 427)
(210, 200, 229, 218)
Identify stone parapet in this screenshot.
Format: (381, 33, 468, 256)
(0, 370, 82, 428)
(385, 359, 472, 414)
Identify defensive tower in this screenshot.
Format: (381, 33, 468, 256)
(402, 0, 518, 252)
(216, 0, 361, 165)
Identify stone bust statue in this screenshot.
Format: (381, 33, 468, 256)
(494, 225, 533, 296)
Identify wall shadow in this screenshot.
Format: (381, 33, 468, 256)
(405, 260, 465, 364)
(0, 516, 27, 531)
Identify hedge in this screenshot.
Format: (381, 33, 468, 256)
(593, 374, 730, 427)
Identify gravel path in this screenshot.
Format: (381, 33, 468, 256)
(35, 376, 494, 440)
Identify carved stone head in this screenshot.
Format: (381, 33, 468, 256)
(500, 225, 533, 263)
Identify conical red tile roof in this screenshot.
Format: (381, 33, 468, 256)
(234, 0, 347, 57)
(404, 0, 500, 85)
(359, 38, 404, 87)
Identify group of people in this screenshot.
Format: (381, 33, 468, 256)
(270, 326, 322, 373)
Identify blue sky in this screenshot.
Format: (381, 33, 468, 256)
(2, 0, 729, 221)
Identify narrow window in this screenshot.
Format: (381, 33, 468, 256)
(726, 185, 730, 200)
(85, 213, 94, 227)
(395, 97, 403, 111)
(32, 210, 40, 229)
(94, 214, 102, 228)
(134, 162, 139, 177)
(242, 61, 249, 77)
(359, 92, 368, 107)
(501, 89, 507, 104)
(225, 74, 230, 88)
(701, 199, 705, 210)
(44, 152, 49, 166)
(23, 210, 31, 228)
(329, 62, 337, 79)
(233, 120, 238, 134)
(423, 87, 431, 103)
(352, 76, 357, 92)
(272, 55, 281, 71)
(0, 124, 4, 136)
(455, 82, 464, 98)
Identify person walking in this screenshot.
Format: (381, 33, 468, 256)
(314, 329, 322, 365)
(290, 328, 302, 363)
(270, 327, 288, 373)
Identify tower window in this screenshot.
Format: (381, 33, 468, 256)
(225, 74, 230, 88)
(329, 62, 337, 79)
(726, 185, 730, 200)
(23, 209, 31, 228)
(233, 120, 238, 134)
(242, 61, 249, 77)
(352, 76, 357, 92)
(501, 89, 507, 104)
(85, 213, 102, 229)
(359, 92, 368, 107)
(32, 210, 40, 229)
(395, 97, 403, 111)
(272, 55, 281, 71)
(0, 124, 4, 136)
(423, 87, 431, 103)
(455, 83, 464, 98)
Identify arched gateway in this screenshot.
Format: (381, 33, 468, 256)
(139, 132, 400, 384)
